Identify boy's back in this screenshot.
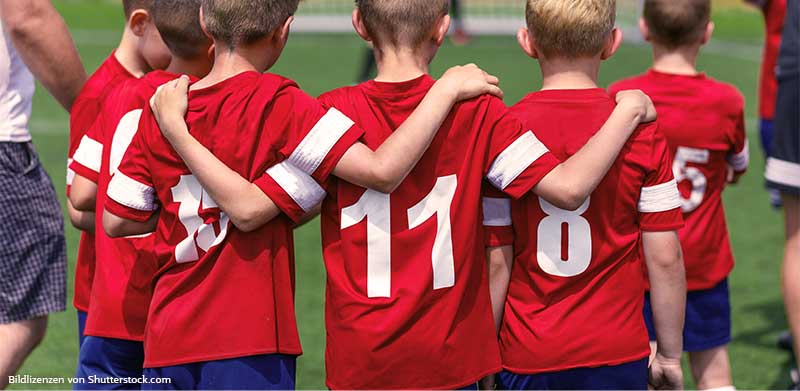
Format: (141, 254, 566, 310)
(108, 71, 363, 368)
(497, 89, 683, 373)
(610, 71, 747, 290)
(68, 53, 135, 315)
(318, 75, 559, 389)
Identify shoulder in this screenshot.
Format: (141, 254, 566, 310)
(317, 85, 361, 109)
(608, 74, 648, 95)
(704, 76, 745, 112)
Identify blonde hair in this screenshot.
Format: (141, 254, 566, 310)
(643, 0, 710, 48)
(525, 0, 616, 58)
(201, 0, 299, 48)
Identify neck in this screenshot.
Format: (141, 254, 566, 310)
(165, 55, 212, 79)
(374, 46, 429, 82)
(651, 44, 699, 75)
(194, 43, 273, 90)
(114, 27, 150, 77)
(538, 57, 600, 90)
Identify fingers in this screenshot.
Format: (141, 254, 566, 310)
(486, 85, 504, 99)
(485, 74, 500, 86)
(174, 75, 190, 92)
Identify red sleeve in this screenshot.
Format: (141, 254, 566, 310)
(726, 94, 749, 173)
(105, 109, 159, 222)
(271, 87, 365, 183)
(252, 161, 326, 223)
(482, 182, 514, 247)
(69, 120, 104, 184)
(638, 126, 684, 232)
(483, 98, 560, 199)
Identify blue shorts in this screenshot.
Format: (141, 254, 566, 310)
(142, 354, 296, 390)
(760, 118, 775, 159)
(497, 359, 648, 390)
(77, 310, 87, 347)
(644, 278, 731, 352)
(74, 336, 145, 390)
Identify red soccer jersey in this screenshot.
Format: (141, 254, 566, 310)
(488, 89, 683, 374)
(106, 71, 363, 368)
(68, 52, 134, 312)
(317, 75, 560, 390)
(70, 71, 178, 340)
(760, 0, 787, 120)
(610, 70, 747, 290)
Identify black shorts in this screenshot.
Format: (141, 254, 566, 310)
(766, 73, 800, 195)
(0, 142, 66, 323)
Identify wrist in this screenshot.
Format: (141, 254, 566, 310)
(431, 78, 458, 102)
(655, 349, 682, 363)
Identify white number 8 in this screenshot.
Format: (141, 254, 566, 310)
(537, 197, 592, 277)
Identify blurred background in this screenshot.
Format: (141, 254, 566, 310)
(16, 0, 784, 388)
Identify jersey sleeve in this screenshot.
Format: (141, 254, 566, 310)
(105, 109, 159, 222)
(271, 87, 365, 183)
(484, 99, 561, 199)
(726, 97, 749, 174)
(638, 126, 684, 232)
(482, 182, 514, 247)
(69, 119, 104, 184)
(252, 161, 327, 223)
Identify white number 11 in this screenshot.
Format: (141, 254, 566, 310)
(341, 175, 458, 298)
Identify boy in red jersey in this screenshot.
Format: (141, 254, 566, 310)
(147, 0, 658, 388)
(609, 0, 748, 388)
(68, 0, 204, 387)
(101, 0, 508, 388)
(484, 0, 687, 389)
(67, 0, 169, 349)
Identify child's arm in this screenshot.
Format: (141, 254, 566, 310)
(150, 65, 501, 231)
(531, 90, 657, 210)
(642, 230, 686, 390)
(486, 245, 513, 332)
(331, 64, 502, 193)
(69, 174, 97, 212)
(103, 209, 159, 238)
(67, 199, 94, 232)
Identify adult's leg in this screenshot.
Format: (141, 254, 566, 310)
(782, 194, 800, 361)
(0, 316, 48, 389)
(688, 346, 733, 389)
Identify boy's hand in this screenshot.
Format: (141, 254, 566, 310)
(615, 89, 657, 123)
(726, 165, 743, 184)
(150, 75, 191, 142)
(648, 353, 683, 390)
(437, 64, 503, 101)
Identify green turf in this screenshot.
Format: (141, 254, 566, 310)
(11, 1, 789, 389)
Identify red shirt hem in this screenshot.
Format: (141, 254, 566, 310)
(502, 351, 650, 375)
(326, 365, 502, 390)
(143, 347, 303, 368)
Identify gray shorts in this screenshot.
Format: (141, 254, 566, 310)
(766, 74, 800, 195)
(0, 142, 66, 324)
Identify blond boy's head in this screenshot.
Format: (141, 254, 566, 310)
(201, 0, 299, 48)
(355, 0, 450, 49)
(152, 0, 210, 59)
(523, 0, 616, 59)
(642, 0, 711, 48)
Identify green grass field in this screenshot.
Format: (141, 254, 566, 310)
(11, 1, 790, 389)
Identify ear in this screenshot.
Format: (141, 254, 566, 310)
(199, 6, 212, 39)
(516, 27, 538, 59)
(275, 15, 294, 45)
(638, 18, 651, 42)
(700, 21, 714, 45)
(129, 9, 150, 37)
(207, 43, 215, 61)
(601, 27, 623, 60)
(352, 8, 372, 42)
(432, 14, 451, 46)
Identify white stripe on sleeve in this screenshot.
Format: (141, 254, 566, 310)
(107, 172, 158, 211)
(66, 158, 75, 186)
(638, 179, 681, 213)
(727, 139, 749, 171)
(482, 197, 512, 227)
(486, 131, 549, 190)
(72, 135, 103, 174)
(267, 161, 326, 213)
(288, 108, 354, 175)
(766, 157, 800, 188)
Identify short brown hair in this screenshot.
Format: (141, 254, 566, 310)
(152, 0, 209, 58)
(201, 0, 299, 48)
(356, 0, 449, 48)
(643, 0, 710, 48)
(123, 0, 154, 18)
(525, 0, 616, 59)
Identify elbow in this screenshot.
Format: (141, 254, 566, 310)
(69, 193, 95, 212)
(230, 216, 260, 233)
(3, 6, 45, 41)
(101, 211, 126, 238)
(370, 170, 400, 194)
(551, 189, 587, 211)
(651, 247, 685, 272)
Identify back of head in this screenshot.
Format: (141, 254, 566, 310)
(151, 0, 209, 59)
(123, 0, 154, 18)
(525, 0, 616, 58)
(356, 0, 449, 48)
(643, 0, 711, 48)
(201, 0, 300, 48)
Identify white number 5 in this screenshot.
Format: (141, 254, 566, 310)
(341, 175, 458, 298)
(172, 175, 230, 263)
(672, 147, 709, 213)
